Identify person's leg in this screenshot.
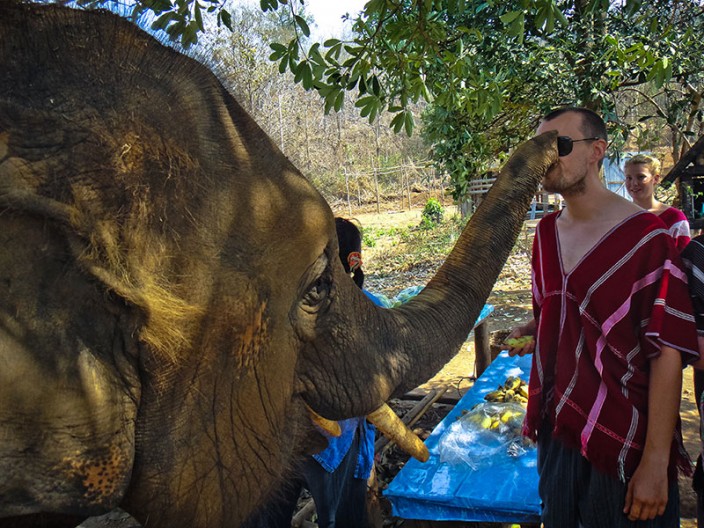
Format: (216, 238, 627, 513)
(694, 454, 704, 526)
(303, 433, 361, 528)
(693, 368, 704, 417)
(334, 432, 370, 528)
(537, 428, 585, 527)
(301, 458, 337, 528)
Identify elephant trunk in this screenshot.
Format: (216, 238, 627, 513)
(302, 131, 557, 420)
(386, 130, 558, 395)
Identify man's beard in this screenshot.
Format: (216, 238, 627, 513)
(542, 166, 587, 197)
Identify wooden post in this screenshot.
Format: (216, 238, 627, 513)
(473, 320, 491, 378)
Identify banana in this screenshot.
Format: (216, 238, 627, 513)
(504, 376, 522, 390)
(504, 335, 535, 348)
(484, 390, 506, 402)
(500, 410, 516, 423)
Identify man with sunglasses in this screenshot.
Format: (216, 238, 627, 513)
(506, 107, 699, 526)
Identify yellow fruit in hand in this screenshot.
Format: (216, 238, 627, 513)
(505, 335, 535, 348)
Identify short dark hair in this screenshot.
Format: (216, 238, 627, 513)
(335, 217, 364, 289)
(542, 107, 608, 142)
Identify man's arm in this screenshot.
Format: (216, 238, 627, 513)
(623, 345, 682, 521)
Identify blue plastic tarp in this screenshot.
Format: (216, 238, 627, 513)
(474, 303, 494, 329)
(384, 352, 541, 523)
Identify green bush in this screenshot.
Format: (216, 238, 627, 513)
(421, 198, 444, 228)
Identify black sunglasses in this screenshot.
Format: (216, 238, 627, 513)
(557, 136, 603, 157)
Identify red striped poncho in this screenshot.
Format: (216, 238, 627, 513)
(523, 210, 699, 482)
(659, 206, 691, 252)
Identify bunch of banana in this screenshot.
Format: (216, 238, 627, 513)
(483, 375, 529, 405)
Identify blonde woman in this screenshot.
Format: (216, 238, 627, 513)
(625, 154, 690, 250)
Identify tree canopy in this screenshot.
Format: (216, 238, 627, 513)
(77, 0, 704, 199)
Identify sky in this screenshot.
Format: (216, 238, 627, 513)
(302, 0, 368, 40)
(235, 0, 368, 40)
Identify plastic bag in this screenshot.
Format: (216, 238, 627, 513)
(392, 285, 424, 306)
(438, 402, 531, 470)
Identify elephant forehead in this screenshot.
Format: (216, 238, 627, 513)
(246, 182, 332, 270)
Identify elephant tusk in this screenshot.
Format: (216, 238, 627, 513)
(306, 405, 341, 437)
(366, 403, 429, 463)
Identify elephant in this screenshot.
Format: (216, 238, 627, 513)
(0, 2, 557, 527)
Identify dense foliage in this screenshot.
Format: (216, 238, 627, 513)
(75, 0, 704, 200)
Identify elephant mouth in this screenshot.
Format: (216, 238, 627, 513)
(306, 403, 429, 462)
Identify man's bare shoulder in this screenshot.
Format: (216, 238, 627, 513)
(603, 191, 643, 222)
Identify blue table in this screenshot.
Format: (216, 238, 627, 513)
(384, 352, 541, 523)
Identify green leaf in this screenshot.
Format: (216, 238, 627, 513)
(294, 15, 310, 37)
(500, 10, 522, 24)
(194, 2, 203, 32)
(404, 111, 414, 136)
(354, 95, 377, 109)
(390, 112, 405, 133)
(260, 0, 278, 11)
(553, 6, 568, 27)
(151, 11, 176, 31)
(371, 75, 381, 96)
(219, 9, 232, 31)
(334, 90, 345, 112)
(269, 42, 287, 61)
(508, 14, 525, 42)
(301, 63, 313, 89)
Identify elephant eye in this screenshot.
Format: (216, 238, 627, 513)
(302, 273, 331, 314)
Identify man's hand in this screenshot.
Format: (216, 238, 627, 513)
(623, 455, 669, 521)
(502, 319, 537, 357)
(623, 345, 681, 521)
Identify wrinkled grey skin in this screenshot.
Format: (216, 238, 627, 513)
(0, 3, 557, 527)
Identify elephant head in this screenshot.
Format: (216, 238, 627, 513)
(0, 3, 557, 527)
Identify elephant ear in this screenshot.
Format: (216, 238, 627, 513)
(0, 200, 141, 517)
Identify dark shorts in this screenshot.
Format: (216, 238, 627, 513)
(537, 430, 680, 527)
